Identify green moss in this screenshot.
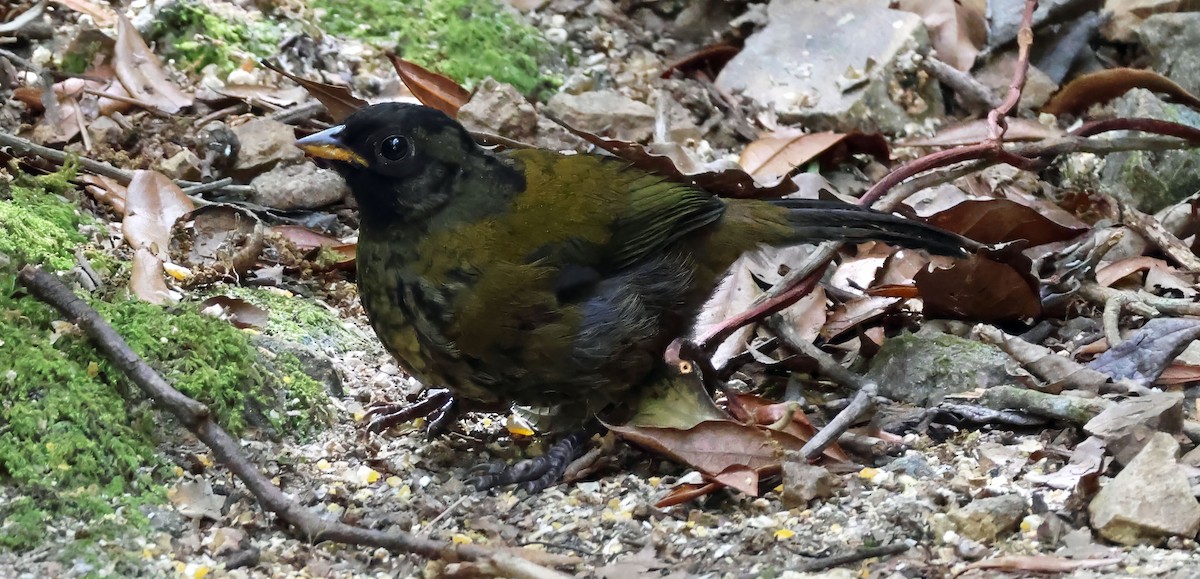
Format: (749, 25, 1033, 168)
(312, 0, 557, 95)
(0, 166, 87, 272)
(213, 285, 366, 352)
(150, 1, 283, 73)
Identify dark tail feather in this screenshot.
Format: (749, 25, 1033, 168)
(771, 198, 975, 257)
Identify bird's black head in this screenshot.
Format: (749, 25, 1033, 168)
(297, 103, 484, 224)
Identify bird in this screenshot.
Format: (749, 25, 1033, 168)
(297, 102, 972, 491)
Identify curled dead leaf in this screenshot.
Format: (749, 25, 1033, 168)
(114, 14, 192, 114)
(169, 204, 266, 287)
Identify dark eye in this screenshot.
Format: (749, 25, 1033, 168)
(379, 135, 410, 161)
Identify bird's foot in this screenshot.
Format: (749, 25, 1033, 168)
(364, 388, 458, 437)
(468, 430, 592, 493)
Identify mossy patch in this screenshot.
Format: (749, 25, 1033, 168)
(149, 0, 284, 74)
(211, 285, 367, 353)
(0, 174, 331, 557)
(312, 0, 558, 95)
(0, 166, 88, 272)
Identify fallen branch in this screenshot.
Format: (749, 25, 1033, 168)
(0, 130, 255, 198)
(16, 265, 575, 577)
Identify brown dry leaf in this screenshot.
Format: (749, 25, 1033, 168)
(660, 43, 741, 79)
(1158, 363, 1200, 385)
(1096, 256, 1172, 287)
(79, 174, 127, 215)
(609, 420, 805, 495)
(547, 114, 796, 199)
(123, 170, 194, 256)
(271, 225, 357, 269)
(1024, 436, 1107, 490)
(923, 198, 1087, 246)
(214, 84, 309, 108)
(1102, 0, 1200, 42)
(726, 393, 850, 462)
(31, 96, 83, 145)
(914, 255, 1041, 321)
(821, 296, 901, 341)
(655, 481, 723, 508)
(130, 247, 173, 304)
(959, 555, 1121, 574)
(739, 130, 888, 185)
(271, 224, 341, 249)
(51, 0, 117, 27)
(900, 118, 1065, 147)
(897, 0, 987, 71)
(170, 204, 266, 287)
(260, 60, 366, 122)
(387, 53, 471, 118)
(199, 296, 269, 329)
(1042, 67, 1200, 116)
(693, 257, 761, 370)
(114, 14, 192, 113)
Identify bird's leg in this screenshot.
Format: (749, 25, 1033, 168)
(364, 388, 458, 437)
(468, 429, 596, 493)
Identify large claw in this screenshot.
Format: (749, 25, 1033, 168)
(364, 388, 458, 437)
(467, 430, 592, 493)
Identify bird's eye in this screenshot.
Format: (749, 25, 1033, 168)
(379, 135, 410, 161)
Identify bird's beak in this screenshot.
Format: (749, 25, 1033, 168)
(296, 125, 368, 167)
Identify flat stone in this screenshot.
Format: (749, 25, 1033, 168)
(1084, 391, 1183, 465)
(543, 90, 656, 142)
(780, 457, 839, 508)
(232, 118, 303, 177)
(1088, 432, 1200, 545)
(715, 0, 942, 133)
(947, 494, 1027, 544)
(1139, 13, 1200, 94)
(157, 149, 202, 181)
(458, 78, 540, 141)
(1099, 90, 1200, 213)
(250, 162, 349, 211)
(865, 330, 1013, 406)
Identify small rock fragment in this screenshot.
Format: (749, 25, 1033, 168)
(458, 78, 539, 141)
(157, 149, 202, 181)
(780, 458, 838, 508)
(231, 118, 303, 177)
(87, 115, 124, 146)
(1084, 391, 1183, 465)
(250, 162, 349, 210)
(544, 90, 656, 142)
(947, 494, 1027, 543)
(1088, 432, 1200, 545)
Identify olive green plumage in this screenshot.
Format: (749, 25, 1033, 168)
(299, 103, 969, 421)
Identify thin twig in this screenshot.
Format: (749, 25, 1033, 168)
(767, 316, 880, 461)
(0, 129, 133, 183)
(794, 542, 911, 573)
(925, 57, 1001, 110)
(15, 266, 576, 576)
(82, 88, 170, 117)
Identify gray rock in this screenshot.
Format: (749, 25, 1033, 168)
(948, 494, 1027, 544)
(231, 118, 304, 177)
(544, 90, 656, 142)
(157, 149, 202, 181)
(865, 330, 1012, 406)
(1089, 432, 1200, 545)
(1084, 391, 1183, 465)
(458, 78, 540, 141)
(1139, 13, 1200, 94)
(715, 0, 942, 133)
(1099, 89, 1200, 213)
(253, 334, 344, 398)
(250, 162, 349, 210)
(87, 115, 124, 146)
(780, 456, 839, 508)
